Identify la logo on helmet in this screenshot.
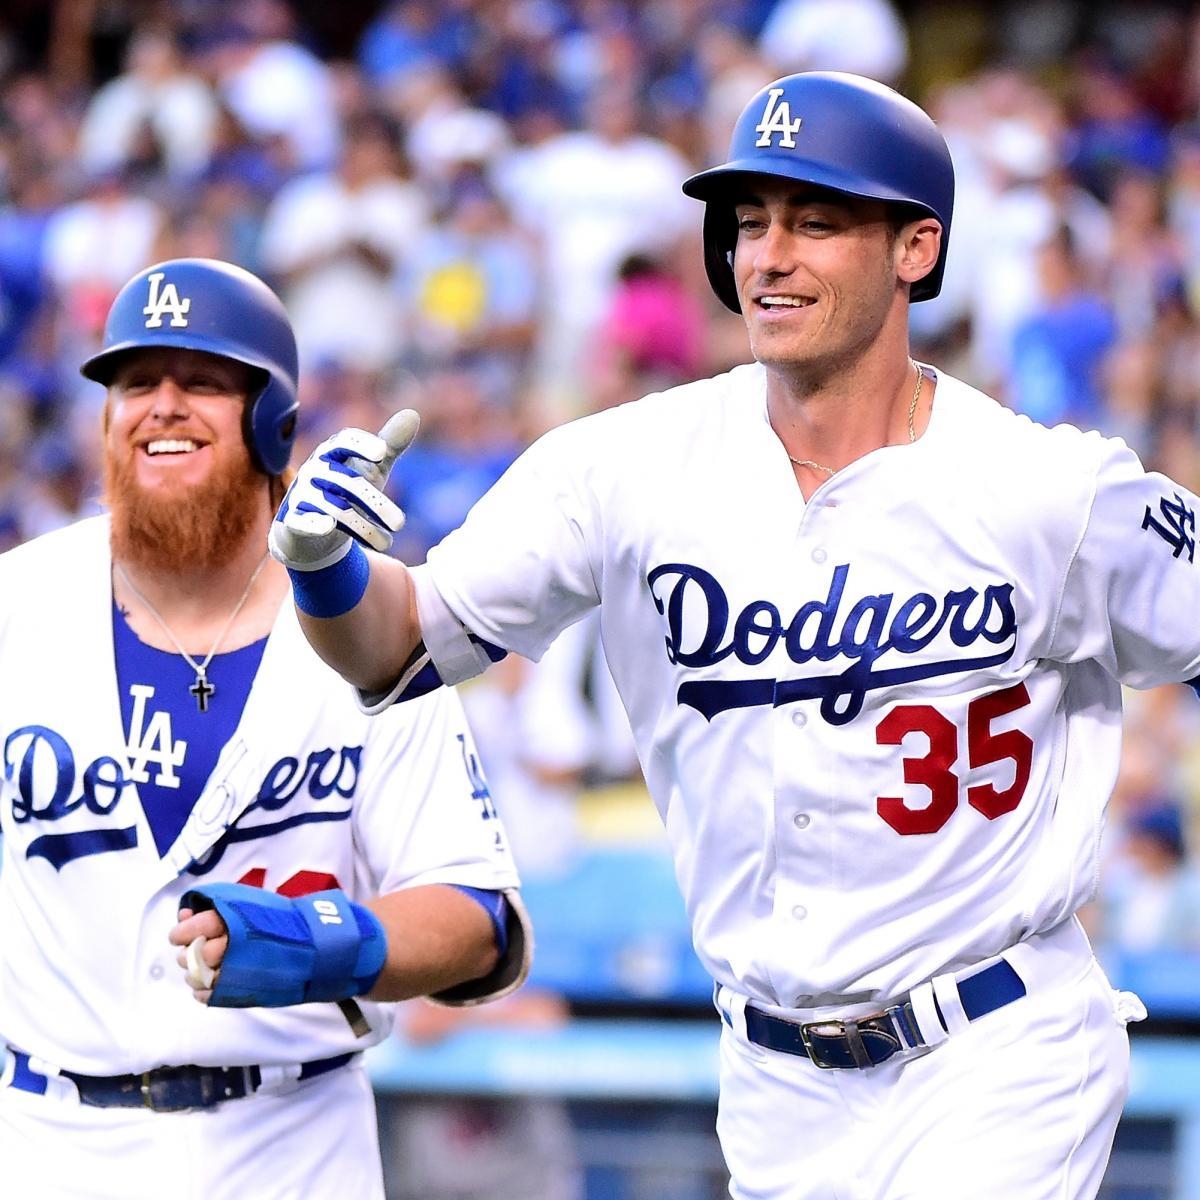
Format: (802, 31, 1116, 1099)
(755, 88, 803, 149)
(142, 271, 191, 329)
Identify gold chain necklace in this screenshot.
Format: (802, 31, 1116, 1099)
(788, 360, 924, 477)
(115, 554, 270, 712)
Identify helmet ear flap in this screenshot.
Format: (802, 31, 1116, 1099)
(702, 205, 742, 315)
(241, 370, 298, 476)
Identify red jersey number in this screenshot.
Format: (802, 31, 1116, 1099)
(876, 682, 1033, 835)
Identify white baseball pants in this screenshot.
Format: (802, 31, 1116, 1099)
(716, 926, 1140, 1199)
(0, 1055, 385, 1200)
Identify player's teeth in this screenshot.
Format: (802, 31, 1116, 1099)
(762, 297, 805, 307)
(147, 439, 198, 455)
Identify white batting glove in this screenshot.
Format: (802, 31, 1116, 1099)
(269, 410, 420, 570)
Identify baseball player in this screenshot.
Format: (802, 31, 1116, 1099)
(0, 258, 530, 1200)
(269, 73, 1169, 1199)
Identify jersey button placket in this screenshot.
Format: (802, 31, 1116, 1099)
(807, 494, 840, 566)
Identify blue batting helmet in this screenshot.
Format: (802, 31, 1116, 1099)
(80, 258, 300, 476)
(682, 71, 955, 310)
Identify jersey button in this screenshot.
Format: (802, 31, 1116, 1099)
(149, 964, 165, 980)
(793, 813, 811, 829)
(791, 905, 808, 920)
(790, 711, 807, 728)
(811, 547, 827, 564)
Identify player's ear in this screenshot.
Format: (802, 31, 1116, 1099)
(894, 217, 943, 294)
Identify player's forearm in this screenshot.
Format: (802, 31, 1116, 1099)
(364, 885, 500, 1002)
(296, 554, 423, 694)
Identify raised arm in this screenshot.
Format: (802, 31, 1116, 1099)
(296, 554, 421, 695)
(268, 410, 426, 694)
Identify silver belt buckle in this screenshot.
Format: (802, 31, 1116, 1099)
(800, 1005, 916, 1070)
(799, 1018, 858, 1069)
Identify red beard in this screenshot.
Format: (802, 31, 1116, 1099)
(106, 443, 268, 573)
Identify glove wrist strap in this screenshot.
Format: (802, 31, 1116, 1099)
(289, 541, 370, 618)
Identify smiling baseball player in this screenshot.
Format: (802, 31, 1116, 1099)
(0, 258, 529, 1200)
(268, 73, 1172, 1199)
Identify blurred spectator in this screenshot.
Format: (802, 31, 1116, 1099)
(587, 252, 708, 410)
(357, 0, 480, 90)
(386, 62, 513, 206)
(0, 157, 58, 377)
(200, 0, 341, 174)
(1008, 223, 1118, 430)
(694, 20, 776, 168)
(515, 612, 641, 793)
(548, 1, 645, 115)
(1063, 52, 1172, 205)
(1127, 8, 1195, 127)
(458, 614, 639, 880)
(1097, 802, 1200, 954)
(148, 174, 267, 273)
(0, 389, 35, 548)
(293, 360, 408, 465)
(258, 109, 429, 375)
(1103, 166, 1188, 341)
(40, 166, 164, 413)
(41, 167, 164, 341)
(17, 434, 101, 541)
(957, 74, 1112, 394)
(201, 100, 295, 210)
(1103, 338, 1162, 459)
(756, 0, 908, 84)
(0, 71, 78, 171)
(468, 2, 575, 126)
(386, 366, 523, 564)
(1166, 123, 1200, 314)
(459, 648, 590, 882)
(499, 75, 697, 419)
(75, 26, 220, 183)
(401, 170, 539, 399)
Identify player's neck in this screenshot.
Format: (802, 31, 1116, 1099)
(767, 352, 929, 488)
(112, 522, 288, 654)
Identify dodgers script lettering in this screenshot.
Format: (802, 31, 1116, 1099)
(647, 562, 1019, 725)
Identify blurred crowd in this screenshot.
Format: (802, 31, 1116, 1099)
(4, 0, 1200, 983)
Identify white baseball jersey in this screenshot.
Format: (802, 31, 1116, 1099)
(0, 515, 523, 1076)
(391, 361, 1200, 1011)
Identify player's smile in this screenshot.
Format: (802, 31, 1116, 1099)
(133, 430, 216, 487)
(146, 438, 202, 456)
(140, 436, 211, 467)
(754, 293, 817, 314)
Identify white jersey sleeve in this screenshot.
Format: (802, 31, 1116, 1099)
(411, 421, 608, 681)
(1050, 432, 1200, 686)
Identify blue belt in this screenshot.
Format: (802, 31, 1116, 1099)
(7, 1049, 356, 1112)
(743, 959, 1027, 1069)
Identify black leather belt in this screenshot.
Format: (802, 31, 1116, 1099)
(8, 1049, 355, 1112)
(743, 959, 1027, 1069)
